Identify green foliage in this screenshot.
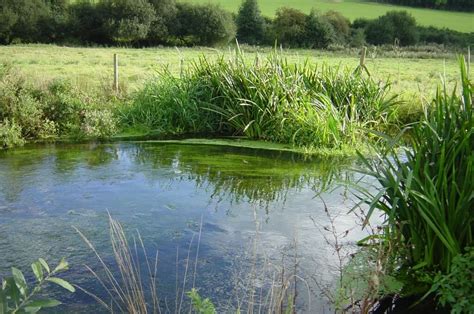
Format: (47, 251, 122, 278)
(125, 49, 398, 149)
(305, 10, 336, 49)
(357, 57, 473, 277)
(365, 11, 418, 46)
(147, 0, 178, 44)
(97, 0, 157, 44)
(187, 289, 216, 314)
(236, 0, 265, 45)
(0, 64, 118, 146)
(430, 248, 474, 313)
(0, 0, 50, 44)
(372, 0, 474, 12)
(0, 119, 24, 149)
(172, 3, 236, 46)
(272, 7, 307, 47)
(0, 258, 74, 313)
(323, 10, 351, 43)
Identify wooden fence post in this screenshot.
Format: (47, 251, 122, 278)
(113, 53, 119, 92)
(359, 46, 367, 68)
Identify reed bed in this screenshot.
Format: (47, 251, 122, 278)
(120, 48, 400, 150)
(356, 56, 473, 282)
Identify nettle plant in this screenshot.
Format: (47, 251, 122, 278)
(0, 258, 75, 313)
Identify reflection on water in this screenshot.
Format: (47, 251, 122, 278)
(0, 142, 363, 312)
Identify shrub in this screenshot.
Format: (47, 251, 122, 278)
(365, 11, 418, 46)
(431, 248, 474, 313)
(97, 0, 157, 44)
(69, 1, 109, 44)
(0, 0, 50, 44)
(305, 10, 336, 49)
(323, 10, 350, 43)
(0, 65, 119, 144)
(272, 7, 307, 48)
(236, 0, 265, 45)
(0, 119, 24, 149)
(418, 26, 474, 47)
(146, 0, 178, 45)
(172, 3, 236, 46)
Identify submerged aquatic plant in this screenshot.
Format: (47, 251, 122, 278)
(356, 56, 473, 286)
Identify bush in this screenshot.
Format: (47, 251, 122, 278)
(236, 0, 265, 45)
(365, 11, 418, 46)
(97, 0, 157, 44)
(418, 26, 474, 47)
(0, 65, 119, 144)
(146, 0, 178, 45)
(172, 3, 236, 46)
(305, 10, 336, 49)
(272, 7, 307, 48)
(431, 248, 474, 313)
(0, 0, 50, 44)
(323, 10, 350, 44)
(69, 1, 109, 44)
(0, 119, 24, 149)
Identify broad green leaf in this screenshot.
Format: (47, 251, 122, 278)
(5, 278, 20, 305)
(23, 306, 41, 313)
(38, 258, 50, 274)
(26, 298, 61, 308)
(11, 268, 27, 297)
(0, 289, 8, 314)
(46, 278, 75, 293)
(53, 258, 69, 273)
(31, 262, 43, 282)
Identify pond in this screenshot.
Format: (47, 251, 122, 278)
(0, 142, 369, 313)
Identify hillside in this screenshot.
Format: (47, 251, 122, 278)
(185, 0, 474, 33)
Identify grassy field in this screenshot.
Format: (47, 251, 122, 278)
(185, 0, 474, 33)
(0, 44, 466, 98)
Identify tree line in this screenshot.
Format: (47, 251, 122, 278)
(0, 0, 472, 48)
(371, 0, 473, 12)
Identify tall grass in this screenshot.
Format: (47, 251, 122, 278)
(357, 56, 473, 276)
(120, 48, 399, 149)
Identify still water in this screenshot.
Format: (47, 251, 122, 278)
(0, 142, 368, 313)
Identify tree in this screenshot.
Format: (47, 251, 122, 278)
(273, 7, 307, 47)
(0, 0, 50, 44)
(236, 0, 265, 45)
(97, 0, 157, 44)
(305, 10, 335, 48)
(365, 11, 418, 46)
(323, 10, 350, 44)
(147, 0, 178, 44)
(173, 3, 236, 46)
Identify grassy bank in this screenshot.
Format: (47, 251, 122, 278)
(0, 44, 467, 97)
(185, 0, 474, 33)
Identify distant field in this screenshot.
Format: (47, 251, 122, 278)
(185, 0, 474, 33)
(0, 44, 467, 98)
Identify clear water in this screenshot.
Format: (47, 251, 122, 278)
(0, 142, 367, 313)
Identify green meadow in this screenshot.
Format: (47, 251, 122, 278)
(0, 44, 465, 98)
(185, 0, 474, 33)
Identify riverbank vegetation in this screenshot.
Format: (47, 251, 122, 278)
(1, 49, 407, 151)
(351, 57, 473, 312)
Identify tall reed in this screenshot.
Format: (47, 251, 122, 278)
(357, 57, 473, 275)
(121, 48, 399, 149)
